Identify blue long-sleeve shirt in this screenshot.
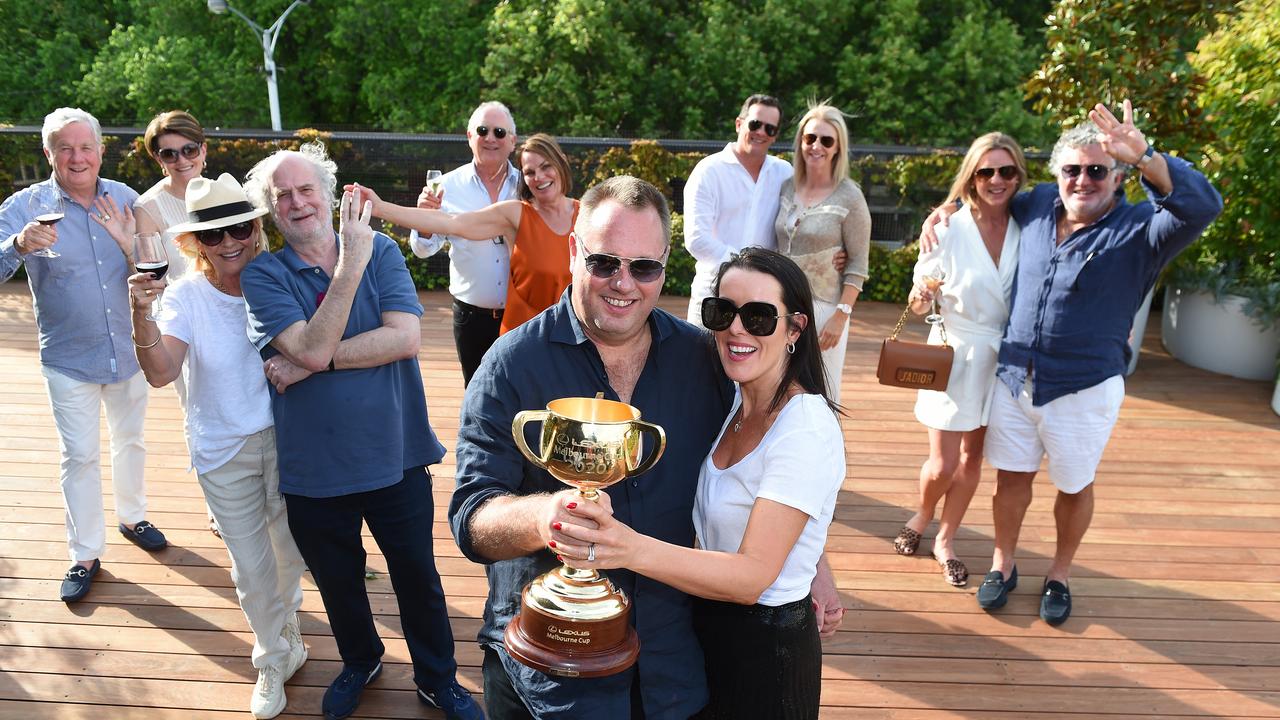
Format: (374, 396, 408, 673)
(0, 177, 140, 383)
(1000, 154, 1222, 405)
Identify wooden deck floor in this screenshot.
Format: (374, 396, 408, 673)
(1, 283, 1277, 719)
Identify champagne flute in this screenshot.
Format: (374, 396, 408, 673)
(26, 184, 64, 258)
(426, 169, 443, 196)
(924, 268, 947, 325)
(133, 232, 169, 322)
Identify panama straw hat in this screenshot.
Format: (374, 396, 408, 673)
(168, 173, 268, 233)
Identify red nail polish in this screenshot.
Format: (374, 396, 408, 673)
(548, 541, 557, 548)
(553, 522, 562, 531)
(557, 555, 564, 562)
(567, 502, 577, 509)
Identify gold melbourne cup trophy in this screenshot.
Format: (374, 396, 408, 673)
(506, 395, 666, 677)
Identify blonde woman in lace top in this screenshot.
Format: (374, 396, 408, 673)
(773, 103, 871, 401)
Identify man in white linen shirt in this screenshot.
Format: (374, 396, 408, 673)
(408, 100, 522, 386)
(683, 93, 794, 327)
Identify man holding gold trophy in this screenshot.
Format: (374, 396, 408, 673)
(449, 176, 842, 719)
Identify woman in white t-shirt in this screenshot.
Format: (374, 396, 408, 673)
(99, 174, 308, 720)
(559, 248, 846, 719)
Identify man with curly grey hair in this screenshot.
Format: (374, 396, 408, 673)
(240, 143, 483, 720)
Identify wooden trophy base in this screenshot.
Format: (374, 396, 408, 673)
(503, 570, 640, 678)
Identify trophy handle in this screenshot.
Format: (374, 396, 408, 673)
(512, 410, 550, 470)
(628, 420, 667, 477)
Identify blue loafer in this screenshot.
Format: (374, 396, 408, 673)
(1040, 579, 1072, 626)
(323, 661, 382, 720)
(59, 559, 100, 603)
(419, 680, 484, 720)
(119, 521, 167, 551)
(976, 566, 1017, 610)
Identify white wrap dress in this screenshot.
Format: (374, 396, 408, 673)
(913, 206, 1020, 431)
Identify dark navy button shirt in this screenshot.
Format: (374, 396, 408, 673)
(242, 232, 446, 497)
(449, 289, 733, 720)
(1000, 154, 1222, 405)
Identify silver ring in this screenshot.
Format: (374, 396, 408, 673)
(587, 543, 596, 562)
(102, 215, 110, 221)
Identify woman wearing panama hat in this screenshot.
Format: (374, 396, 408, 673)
(95, 174, 309, 719)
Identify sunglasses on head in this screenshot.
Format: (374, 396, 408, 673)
(701, 296, 799, 336)
(1060, 164, 1114, 181)
(975, 165, 1018, 181)
(746, 119, 779, 137)
(194, 221, 255, 247)
(156, 142, 201, 164)
(474, 125, 509, 139)
(803, 133, 836, 149)
(574, 233, 666, 283)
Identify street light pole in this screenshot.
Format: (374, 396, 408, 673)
(208, 0, 311, 131)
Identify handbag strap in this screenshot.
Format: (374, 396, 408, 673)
(889, 303, 949, 346)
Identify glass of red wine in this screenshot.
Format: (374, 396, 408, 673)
(133, 232, 169, 322)
(26, 184, 64, 258)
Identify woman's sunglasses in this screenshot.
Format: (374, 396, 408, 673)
(747, 119, 779, 137)
(474, 125, 509, 139)
(974, 165, 1018, 181)
(803, 133, 836, 149)
(156, 142, 201, 164)
(1060, 164, 1114, 181)
(701, 297, 798, 336)
(575, 234, 666, 283)
(194, 221, 255, 247)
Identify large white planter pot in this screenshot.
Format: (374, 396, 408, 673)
(1162, 287, 1280, 381)
(1126, 287, 1156, 376)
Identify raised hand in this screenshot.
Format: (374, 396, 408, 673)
(91, 195, 136, 256)
(127, 271, 166, 314)
(337, 184, 375, 270)
(416, 185, 443, 210)
(1088, 98, 1147, 165)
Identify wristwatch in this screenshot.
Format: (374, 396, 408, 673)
(835, 303, 853, 315)
(1136, 144, 1156, 170)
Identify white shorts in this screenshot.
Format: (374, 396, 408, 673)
(984, 375, 1125, 494)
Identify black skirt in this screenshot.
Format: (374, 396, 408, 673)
(692, 594, 821, 720)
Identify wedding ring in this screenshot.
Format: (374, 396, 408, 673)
(145, 289, 153, 297)
(102, 215, 110, 221)
(587, 543, 597, 562)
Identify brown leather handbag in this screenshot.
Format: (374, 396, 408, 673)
(876, 304, 954, 391)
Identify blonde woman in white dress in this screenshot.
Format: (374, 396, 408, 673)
(892, 133, 1026, 587)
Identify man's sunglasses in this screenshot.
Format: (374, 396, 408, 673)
(701, 297, 798, 336)
(474, 125, 509, 139)
(975, 165, 1018, 181)
(1060, 164, 1114, 181)
(803, 133, 836, 149)
(747, 119, 779, 137)
(156, 142, 201, 164)
(194, 221, 254, 247)
(574, 234, 666, 283)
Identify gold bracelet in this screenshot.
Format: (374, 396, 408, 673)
(132, 332, 161, 349)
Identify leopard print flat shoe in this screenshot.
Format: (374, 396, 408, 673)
(893, 526, 922, 556)
(940, 558, 969, 587)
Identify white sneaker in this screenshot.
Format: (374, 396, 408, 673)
(250, 664, 286, 719)
(281, 614, 308, 681)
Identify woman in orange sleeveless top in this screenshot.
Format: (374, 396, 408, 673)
(360, 133, 578, 333)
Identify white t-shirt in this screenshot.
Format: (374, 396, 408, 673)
(157, 274, 274, 474)
(692, 392, 845, 606)
(683, 144, 794, 317)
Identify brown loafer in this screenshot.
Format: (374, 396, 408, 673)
(893, 526, 922, 556)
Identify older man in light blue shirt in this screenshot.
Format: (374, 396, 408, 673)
(408, 101, 521, 386)
(0, 107, 167, 604)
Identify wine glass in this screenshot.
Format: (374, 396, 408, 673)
(426, 169, 443, 196)
(26, 184, 64, 258)
(923, 268, 947, 325)
(133, 232, 169, 322)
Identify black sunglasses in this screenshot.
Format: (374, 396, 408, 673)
(701, 297, 798, 336)
(975, 165, 1018, 181)
(574, 234, 666, 283)
(474, 125, 509, 139)
(747, 119, 779, 137)
(803, 133, 836, 149)
(194, 221, 255, 247)
(156, 142, 201, 164)
(1061, 164, 1114, 181)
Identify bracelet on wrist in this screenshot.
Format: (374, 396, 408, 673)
(132, 332, 161, 350)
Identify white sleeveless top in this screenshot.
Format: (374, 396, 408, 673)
(135, 180, 194, 279)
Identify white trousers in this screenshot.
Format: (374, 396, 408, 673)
(198, 427, 306, 669)
(41, 367, 148, 563)
(813, 298, 850, 403)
